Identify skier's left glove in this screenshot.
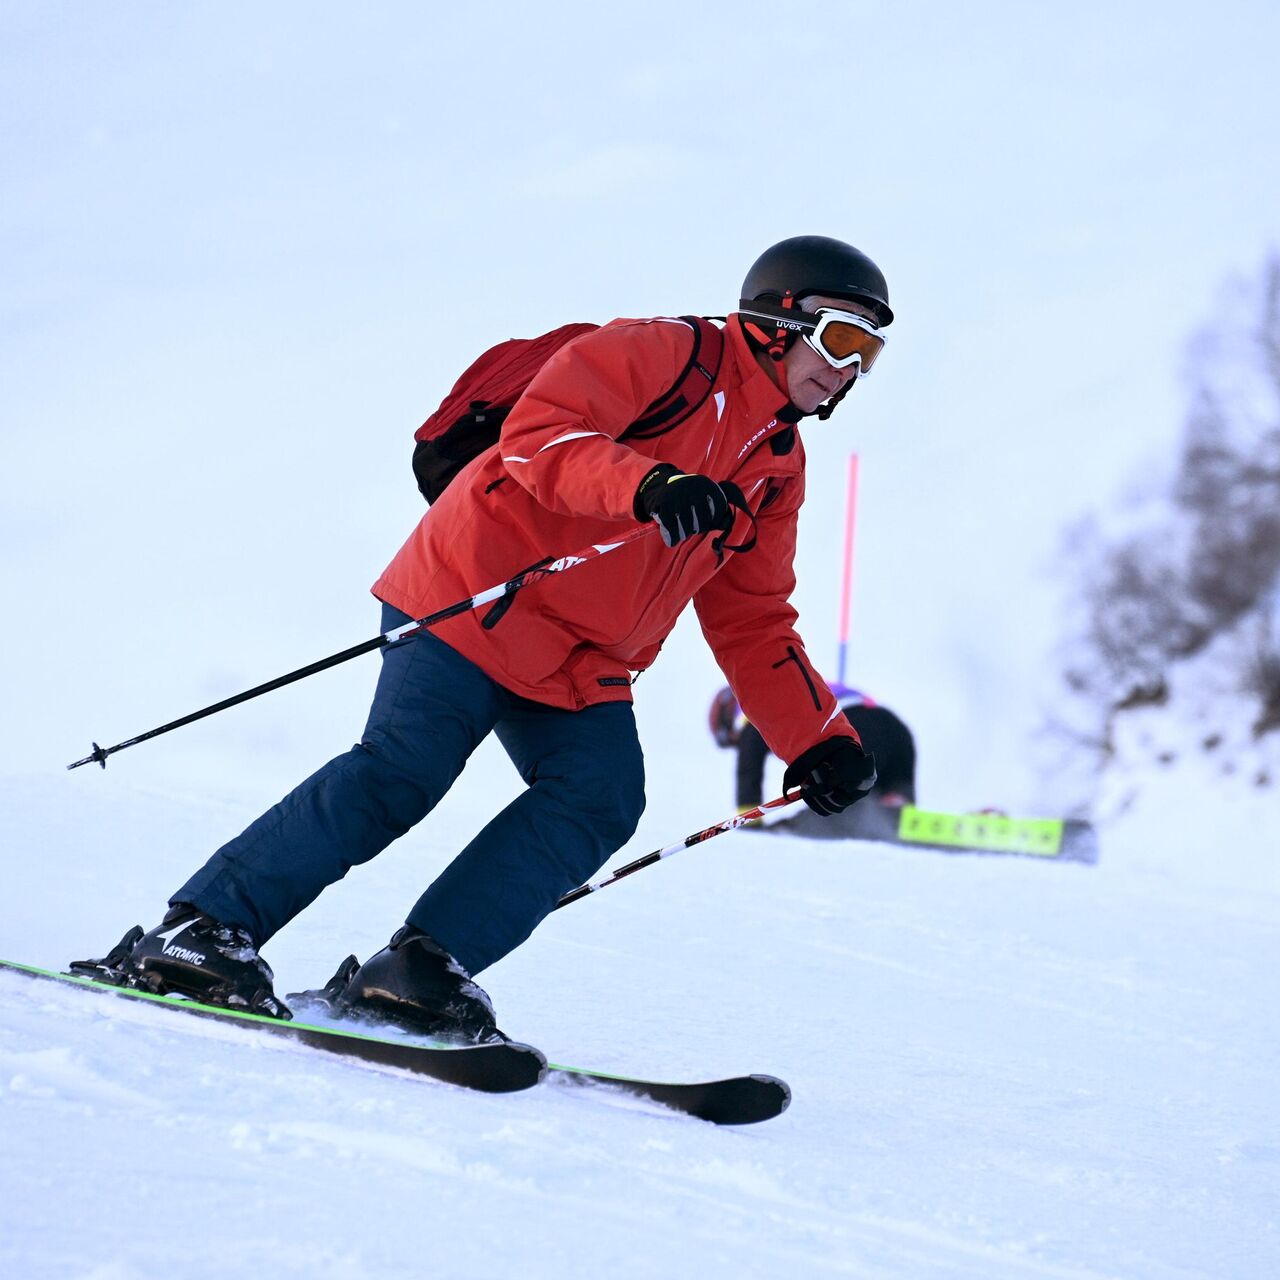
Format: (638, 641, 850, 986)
(783, 737, 878, 817)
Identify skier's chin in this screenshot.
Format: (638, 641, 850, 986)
(796, 381, 838, 414)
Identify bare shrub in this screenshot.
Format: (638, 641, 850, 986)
(1176, 258, 1280, 630)
(1054, 253, 1280, 788)
(1245, 587, 1280, 737)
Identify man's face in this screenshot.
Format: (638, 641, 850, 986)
(780, 294, 881, 415)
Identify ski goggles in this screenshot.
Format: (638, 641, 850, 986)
(801, 308, 886, 374)
(739, 303, 887, 375)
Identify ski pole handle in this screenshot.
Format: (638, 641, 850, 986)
(553, 792, 803, 910)
(68, 524, 656, 771)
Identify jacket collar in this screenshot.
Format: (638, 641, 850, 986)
(725, 314, 795, 419)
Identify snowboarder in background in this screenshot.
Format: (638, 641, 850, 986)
(709, 683, 916, 810)
(76, 235, 893, 1038)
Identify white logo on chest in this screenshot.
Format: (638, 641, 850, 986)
(736, 419, 778, 461)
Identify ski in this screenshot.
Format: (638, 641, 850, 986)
(545, 1064, 790, 1125)
(289, 958, 792, 1125)
(1, 958, 792, 1124)
(0, 958, 546, 1093)
(287, 1005, 791, 1125)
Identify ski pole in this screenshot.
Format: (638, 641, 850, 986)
(68, 524, 656, 771)
(553, 793, 803, 910)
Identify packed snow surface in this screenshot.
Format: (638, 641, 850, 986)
(1, 754, 1276, 1279)
(6, 6, 1279, 1276)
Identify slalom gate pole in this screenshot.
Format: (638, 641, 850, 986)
(553, 793, 803, 910)
(836, 452, 860, 687)
(67, 524, 656, 771)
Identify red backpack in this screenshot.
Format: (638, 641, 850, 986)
(412, 316, 725, 503)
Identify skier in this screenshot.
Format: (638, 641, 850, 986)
(76, 235, 893, 1038)
(710, 683, 916, 810)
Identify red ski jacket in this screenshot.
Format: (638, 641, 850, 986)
(373, 315, 856, 767)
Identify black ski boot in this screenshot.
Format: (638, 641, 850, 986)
(73, 906, 291, 1020)
(288, 926, 500, 1044)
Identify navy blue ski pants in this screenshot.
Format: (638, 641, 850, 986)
(174, 605, 646, 974)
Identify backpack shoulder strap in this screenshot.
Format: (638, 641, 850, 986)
(621, 316, 726, 441)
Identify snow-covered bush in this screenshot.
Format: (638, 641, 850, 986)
(1051, 255, 1280, 802)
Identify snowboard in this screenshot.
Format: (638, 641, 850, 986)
(756, 799, 1099, 863)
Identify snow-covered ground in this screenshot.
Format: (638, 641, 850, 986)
(2, 723, 1277, 1278)
(5, 6, 1279, 1276)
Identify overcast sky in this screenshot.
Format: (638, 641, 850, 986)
(3, 1, 1277, 821)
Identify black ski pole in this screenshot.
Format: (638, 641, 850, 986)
(68, 525, 655, 771)
(553, 793, 804, 910)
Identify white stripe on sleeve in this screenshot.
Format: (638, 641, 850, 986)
(503, 429, 608, 464)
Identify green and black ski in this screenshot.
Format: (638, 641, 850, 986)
(0, 958, 790, 1124)
(0, 957, 545, 1092)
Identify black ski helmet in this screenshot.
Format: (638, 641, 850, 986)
(740, 235, 893, 327)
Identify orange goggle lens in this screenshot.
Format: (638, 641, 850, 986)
(810, 312, 885, 373)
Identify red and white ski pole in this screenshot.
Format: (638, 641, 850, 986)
(553, 793, 803, 910)
(68, 524, 656, 771)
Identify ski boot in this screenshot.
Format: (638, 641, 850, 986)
(71, 905, 291, 1020)
(288, 926, 500, 1044)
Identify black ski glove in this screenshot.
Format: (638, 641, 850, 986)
(783, 737, 878, 817)
(635, 463, 732, 547)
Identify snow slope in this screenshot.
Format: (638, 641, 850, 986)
(5, 6, 1279, 1276)
(2, 761, 1276, 1279)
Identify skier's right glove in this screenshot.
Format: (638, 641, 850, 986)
(635, 463, 732, 547)
(783, 737, 878, 817)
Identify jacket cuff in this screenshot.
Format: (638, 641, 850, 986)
(633, 463, 681, 520)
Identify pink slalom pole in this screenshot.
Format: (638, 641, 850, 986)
(836, 453, 860, 686)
